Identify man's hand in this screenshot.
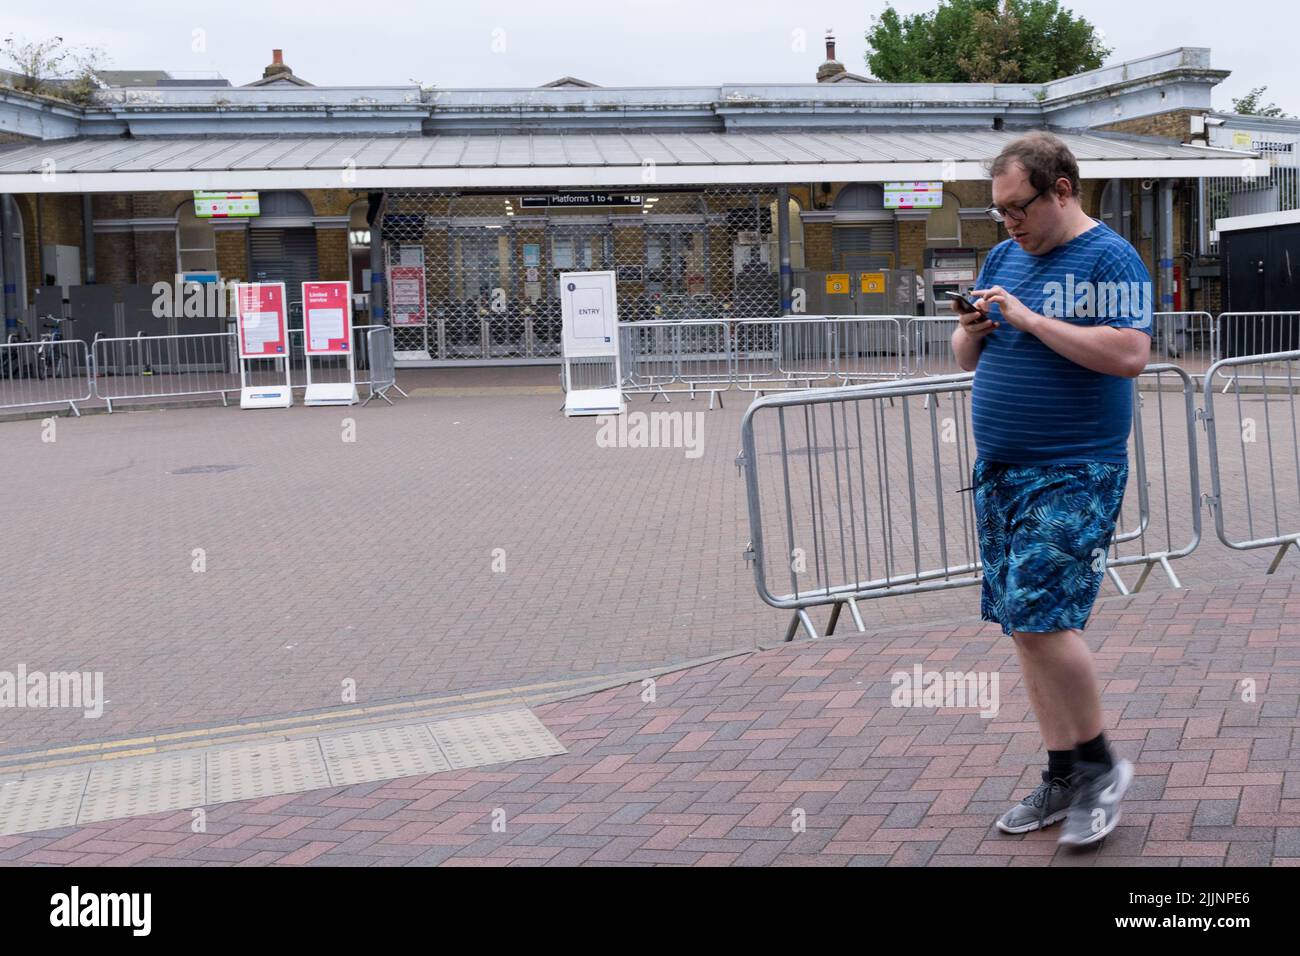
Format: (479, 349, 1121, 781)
(970, 285, 1038, 334)
(950, 296, 996, 371)
(952, 296, 998, 341)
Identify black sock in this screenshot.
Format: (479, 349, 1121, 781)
(1077, 731, 1114, 770)
(1047, 749, 1075, 782)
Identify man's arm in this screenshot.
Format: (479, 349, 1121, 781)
(1026, 321, 1149, 379)
(972, 285, 1149, 379)
(952, 317, 989, 372)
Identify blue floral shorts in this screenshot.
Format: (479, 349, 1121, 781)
(973, 457, 1129, 637)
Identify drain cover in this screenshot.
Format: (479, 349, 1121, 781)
(170, 464, 246, 475)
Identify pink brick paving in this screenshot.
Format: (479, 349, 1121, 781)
(2, 575, 1296, 867)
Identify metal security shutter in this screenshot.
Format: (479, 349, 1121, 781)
(248, 228, 320, 322)
(833, 224, 895, 270)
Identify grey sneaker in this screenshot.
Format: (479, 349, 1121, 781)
(1058, 758, 1134, 847)
(995, 770, 1076, 834)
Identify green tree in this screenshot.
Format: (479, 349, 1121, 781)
(865, 0, 1111, 83)
(1230, 86, 1293, 119)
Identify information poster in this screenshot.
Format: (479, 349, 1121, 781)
(389, 264, 427, 327)
(301, 281, 352, 354)
(235, 282, 288, 359)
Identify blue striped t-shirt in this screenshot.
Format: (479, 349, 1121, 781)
(970, 220, 1153, 465)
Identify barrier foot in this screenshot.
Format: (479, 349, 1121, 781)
(712, 391, 723, 410)
(827, 602, 842, 636)
(105, 398, 114, 414)
(219, 390, 229, 408)
(848, 598, 865, 632)
(67, 400, 81, 418)
(1107, 566, 1130, 596)
(783, 609, 819, 642)
(1266, 539, 1299, 575)
(1158, 555, 1183, 590)
(1127, 557, 1183, 593)
(391, 383, 409, 398)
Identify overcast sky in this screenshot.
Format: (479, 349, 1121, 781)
(8, 0, 1298, 114)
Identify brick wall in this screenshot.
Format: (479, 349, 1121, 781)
(1096, 109, 1197, 143)
(803, 222, 833, 270)
(214, 229, 247, 283)
(315, 228, 349, 282)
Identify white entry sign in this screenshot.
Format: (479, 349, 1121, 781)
(560, 271, 618, 358)
(559, 270, 623, 417)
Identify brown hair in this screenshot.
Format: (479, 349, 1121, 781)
(988, 131, 1081, 198)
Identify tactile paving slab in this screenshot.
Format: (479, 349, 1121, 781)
(0, 768, 89, 836)
(79, 752, 206, 825)
(206, 738, 331, 804)
(427, 708, 567, 770)
(1, 707, 567, 835)
(319, 724, 451, 786)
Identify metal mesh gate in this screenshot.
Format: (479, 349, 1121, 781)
(379, 186, 784, 362)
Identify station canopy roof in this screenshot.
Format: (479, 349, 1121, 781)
(0, 129, 1261, 193)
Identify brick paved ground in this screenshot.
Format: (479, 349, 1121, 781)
(0, 379, 1292, 756)
(1, 574, 1296, 866)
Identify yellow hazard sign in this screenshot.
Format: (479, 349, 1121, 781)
(826, 273, 850, 294)
(860, 272, 885, 294)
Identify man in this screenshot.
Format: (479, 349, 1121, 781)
(950, 131, 1152, 847)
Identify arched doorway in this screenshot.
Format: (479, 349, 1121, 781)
(247, 191, 319, 322)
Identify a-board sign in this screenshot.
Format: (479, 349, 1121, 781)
(235, 282, 288, 359)
(302, 281, 352, 354)
(559, 270, 623, 417)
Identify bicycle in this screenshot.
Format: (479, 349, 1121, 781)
(35, 313, 67, 380)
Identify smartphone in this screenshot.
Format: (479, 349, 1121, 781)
(944, 290, 984, 313)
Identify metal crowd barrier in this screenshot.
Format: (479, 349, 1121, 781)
(361, 326, 407, 406)
(620, 319, 731, 407)
(1105, 365, 1202, 593)
(0, 339, 93, 416)
(737, 366, 1201, 641)
(1201, 350, 1300, 573)
(904, 317, 962, 376)
(738, 373, 981, 641)
(1151, 311, 1215, 374)
(0, 324, 406, 416)
(92, 331, 239, 412)
(1212, 313, 1300, 391)
(732, 317, 906, 392)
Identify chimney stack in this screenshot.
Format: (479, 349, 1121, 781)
(263, 49, 292, 80)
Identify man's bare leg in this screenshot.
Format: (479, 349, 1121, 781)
(1011, 628, 1104, 751)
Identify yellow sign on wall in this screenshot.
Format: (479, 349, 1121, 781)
(861, 272, 885, 294)
(826, 273, 850, 295)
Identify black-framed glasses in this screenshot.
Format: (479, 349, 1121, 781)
(985, 186, 1048, 224)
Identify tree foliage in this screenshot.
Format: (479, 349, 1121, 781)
(1230, 86, 1292, 119)
(865, 0, 1111, 83)
(2, 34, 106, 105)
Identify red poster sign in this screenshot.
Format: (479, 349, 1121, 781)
(301, 280, 352, 355)
(235, 282, 288, 359)
(389, 264, 427, 327)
